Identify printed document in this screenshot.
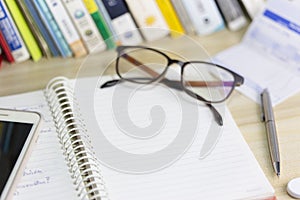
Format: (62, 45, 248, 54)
(214, 0, 300, 105)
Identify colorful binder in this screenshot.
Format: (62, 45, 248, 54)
(125, 0, 169, 41)
(95, 0, 121, 45)
(170, 0, 195, 35)
(181, 0, 225, 35)
(16, 0, 52, 58)
(0, 0, 30, 62)
(83, 0, 116, 49)
(23, 0, 60, 57)
(45, 0, 87, 57)
(101, 0, 143, 45)
(32, 0, 72, 58)
(0, 31, 14, 63)
(156, 0, 185, 38)
(5, 0, 42, 62)
(62, 0, 106, 54)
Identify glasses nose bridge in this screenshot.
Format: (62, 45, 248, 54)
(160, 58, 184, 79)
(168, 58, 184, 67)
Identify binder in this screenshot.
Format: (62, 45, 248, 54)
(181, 0, 225, 35)
(5, 0, 43, 62)
(83, 0, 116, 49)
(170, 0, 195, 35)
(0, 31, 14, 63)
(215, 0, 248, 31)
(62, 0, 106, 54)
(16, 0, 52, 58)
(45, 0, 87, 57)
(94, 0, 121, 45)
(125, 0, 169, 41)
(239, 0, 266, 19)
(101, 0, 143, 45)
(155, 0, 185, 38)
(32, 0, 72, 58)
(23, 0, 60, 57)
(0, 0, 30, 62)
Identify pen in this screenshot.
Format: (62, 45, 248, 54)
(261, 89, 280, 177)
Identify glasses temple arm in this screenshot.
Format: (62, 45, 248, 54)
(100, 79, 123, 88)
(184, 88, 223, 126)
(120, 53, 234, 88)
(206, 103, 223, 126)
(235, 75, 244, 86)
(121, 53, 160, 78)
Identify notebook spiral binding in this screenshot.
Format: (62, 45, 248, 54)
(44, 77, 109, 200)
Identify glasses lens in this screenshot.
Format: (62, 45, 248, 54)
(182, 62, 235, 102)
(117, 47, 169, 83)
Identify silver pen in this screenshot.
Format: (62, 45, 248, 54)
(261, 89, 280, 177)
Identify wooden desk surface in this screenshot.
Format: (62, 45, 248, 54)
(1, 28, 299, 199)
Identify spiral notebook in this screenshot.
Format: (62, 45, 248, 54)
(0, 76, 275, 200)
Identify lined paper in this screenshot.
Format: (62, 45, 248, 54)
(99, 112, 273, 200)
(74, 76, 275, 200)
(0, 91, 77, 200)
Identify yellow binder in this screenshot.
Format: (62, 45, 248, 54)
(5, 0, 42, 61)
(155, 0, 185, 38)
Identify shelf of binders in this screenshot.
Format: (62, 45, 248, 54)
(0, 0, 265, 67)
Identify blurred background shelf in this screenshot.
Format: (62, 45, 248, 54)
(0, 28, 247, 96)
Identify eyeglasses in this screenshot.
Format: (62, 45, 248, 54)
(101, 45, 244, 126)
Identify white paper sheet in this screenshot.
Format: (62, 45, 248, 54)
(74, 76, 275, 200)
(214, 0, 300, 105)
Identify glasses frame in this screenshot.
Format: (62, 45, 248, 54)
(101, 45, 244, 126)
(115, 45, 244, 104)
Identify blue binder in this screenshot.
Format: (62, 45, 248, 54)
(24, 0, 60, 57)
(31, 0, 72, 58)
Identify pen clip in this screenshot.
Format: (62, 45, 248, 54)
(260, 92, 266, 122)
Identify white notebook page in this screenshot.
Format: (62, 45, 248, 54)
(0, 91, 77, 200)
(74, 77, 275, 200)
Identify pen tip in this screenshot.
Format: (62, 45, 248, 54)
(274, 162, 280, 177)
